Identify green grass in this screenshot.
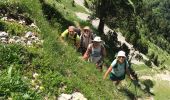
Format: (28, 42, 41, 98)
(1, 0, 170, 99)
(148, 41, 170, 67)
(0, 0, 126, 99)
(154, 80, 170, 100)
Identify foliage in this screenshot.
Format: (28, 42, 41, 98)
(147, 52, 160, 66)
(139, 0, 170, 53)
(0, 66, 41, 99)
(90, 0, 135, 34)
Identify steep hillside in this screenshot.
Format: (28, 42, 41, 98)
(0, 0, 126, 99)
(1, 0, 170, 100)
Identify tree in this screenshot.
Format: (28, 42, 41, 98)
(91, 0, 135, 35)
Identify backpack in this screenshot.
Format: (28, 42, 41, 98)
(74, 28, 81, 36)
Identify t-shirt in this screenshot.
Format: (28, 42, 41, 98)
(61, 29, 80, 45)
(87, 44, 102, 63)
(111, 59, 129, 77)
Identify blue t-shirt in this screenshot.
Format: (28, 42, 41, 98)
(111, 59, 129, 77)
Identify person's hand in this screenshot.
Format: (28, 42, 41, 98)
(96, 63, 98, 67)
(130, 75, 136, 81)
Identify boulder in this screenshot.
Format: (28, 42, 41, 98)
(58, 92, 87, 100)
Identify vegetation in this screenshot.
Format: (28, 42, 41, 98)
(0, 0, 170, 99)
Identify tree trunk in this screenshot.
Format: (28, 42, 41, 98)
(98, 18, 105, 35)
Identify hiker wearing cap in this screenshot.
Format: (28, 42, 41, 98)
(83, 36, 106, 71)
(103, 51, 134, 86)
(60, 26, 81, 49)
(79, 26, 94, 55)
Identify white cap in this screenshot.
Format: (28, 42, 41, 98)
(92, 36, 102, 42)
(117, 51, 126, 57)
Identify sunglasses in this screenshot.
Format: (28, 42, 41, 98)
(84, 30, 89, 32)
(118, 56, 125, 59)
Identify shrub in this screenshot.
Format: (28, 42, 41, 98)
(144, 59, 152, 67)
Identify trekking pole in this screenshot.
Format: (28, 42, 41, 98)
(134, 82, 138, 99)
(128, 50, 139, 99)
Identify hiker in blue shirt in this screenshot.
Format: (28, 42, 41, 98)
(103, 51, 134, 86)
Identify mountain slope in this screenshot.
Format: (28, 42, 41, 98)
(0, 0, 126, 99)
(1, 0, 170, 100)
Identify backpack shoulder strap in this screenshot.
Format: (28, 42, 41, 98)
(66, 32, 69, 38)
(114, 60, 118, 68)
(124, 60, 128, 73)
(73, 33, 77, 45)
(100, 44, 106, 56)
(80, 35, 84, 48)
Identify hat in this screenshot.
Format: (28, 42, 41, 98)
(117, 51, 126, 57)
(92, 36, 102, 42)
(83, 26, 90, 30)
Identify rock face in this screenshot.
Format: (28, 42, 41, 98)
(58, 92, 87, 100)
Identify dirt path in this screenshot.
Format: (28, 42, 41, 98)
(140, 70, 170, 83)
(74, 0, 90, 13)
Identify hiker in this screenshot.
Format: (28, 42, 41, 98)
(79, 26, 94, 55)
(83, 36, 106, 71)
(103, 51, 134, 86)
(60, 26, 81, 49)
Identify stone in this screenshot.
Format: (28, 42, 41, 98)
(0, 32, 8, 37)
(72, 92, 87, 100)
(25, 31, 33, 38)
(1, 17, 7, 21)
(58, 92, 87, 100)
(58, 94, 72, 100)
(8, 38, 15, 44)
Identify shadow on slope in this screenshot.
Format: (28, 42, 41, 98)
(142, 79, 155, 95)
(0, 2, 33, 25)
(119, 88, 137, 100)
(39, 0, 73, 30)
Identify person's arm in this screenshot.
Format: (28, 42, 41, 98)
(83, 44, 91, 60)
(103, 66, 112, 79)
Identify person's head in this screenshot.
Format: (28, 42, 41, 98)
(83, 26, 91, 37)
(117, 51, 126, 64)
(92, 36, 102, 47)
(68, 26, 75, 36)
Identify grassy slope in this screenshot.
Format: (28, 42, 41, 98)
(0, 0, 126, 99)
(1, 0, 170, 99)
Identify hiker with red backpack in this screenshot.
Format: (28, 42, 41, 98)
(83, 36, 106, 71)
(103, 51, 134, 86)
(60, 26, 81, 49)
(79, 26, 94, 55)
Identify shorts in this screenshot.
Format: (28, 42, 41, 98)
(110, 73, 125, 81)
